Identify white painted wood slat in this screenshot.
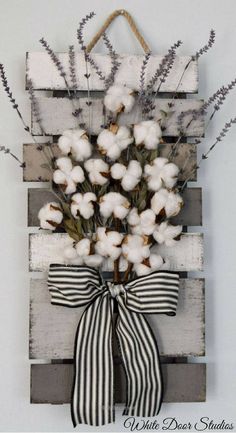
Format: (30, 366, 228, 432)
(29, 278, 205, 359)
(26, 52, 198, 93)
(32, 97, 204, 136)
(29, 233, 204, 272)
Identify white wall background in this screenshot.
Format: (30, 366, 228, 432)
(0, 0, 236, 431)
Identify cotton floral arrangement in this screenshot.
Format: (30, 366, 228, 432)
(1, 11, 236, 284)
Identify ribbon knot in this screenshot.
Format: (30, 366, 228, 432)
(107, 281, 125, 298)
(48, 264, 180, 427)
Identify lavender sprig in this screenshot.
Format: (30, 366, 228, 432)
(0, 145, 25, 167)
(139, 51, 152, 99)
(142, 41, 182, 116)
(39, 37, 72, 98)
(103, 33, 121, 89)
(181, 117, 236, 190)
(28, 78, 45, 134)
(77, 12, 96, 137)
(0, 63, 30, 133)
(194, 29, 216, 59)
(69, 45, 78, 91)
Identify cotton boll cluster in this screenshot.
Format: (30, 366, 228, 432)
(134, 254, 164, 276)
(144, 157, 179, 191)
(128, 208, 156, 235)
(58, 129, 92, 162)
(111, 160, 142, 191)
(104, 84, 135, 113)
(134, 120, 162, 150)
(99, 192, 130, 219)
(97, 125, 133, 160)
(63, 239, 103, 268)
(53, 157, 85, 194)
(71, 192, 96, 219)
(84, 159, 109, 185)
(122, 234, 150, 264)
(153, 222, 182, 247)
(38, 202, 63, 230)
(151, 188, 183, 218)
(95, 228, 123, 260)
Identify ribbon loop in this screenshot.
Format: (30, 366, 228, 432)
(47, 264, 180, 427)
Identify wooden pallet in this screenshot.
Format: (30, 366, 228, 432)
(26, 51, 206, 405)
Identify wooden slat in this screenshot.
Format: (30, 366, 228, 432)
(26, 53, 198, 93)
(31, 97, 204, 136)
(28, 187, 202, 227)
(29, 232, 203, 272)
(23, 142, 198, 182)
(29, 278, 205, 359)
(31, 363, 206, 404)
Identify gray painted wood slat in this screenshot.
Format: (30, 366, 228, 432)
(23, 142, 198, 182)
(29, 278, 205, 359)
(31, 363, 206, 404)
(29, 232, 204, 272)
(31, 98, 204, 136)
(28, 187, 202, 227)
(26, 53, 198, 93)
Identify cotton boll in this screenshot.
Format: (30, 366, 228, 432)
(38, 202, 63, 230)
(58, 129, 92, 162)
(71, 192, 97, 219)
(151, 188, 183, 218)
(128, 208, 140, 226)
(84, 158, 109, 185)
(63, 245, 78, 260)
(99, 192, 130, 220)
(134, 254, 164, 276)
(95, 227, 123, 260)
(122, 235, 150, 264)
(104, 84, 135, 113)
(76, 238, 91, 257)
(153, 222, 182, 247)
(144, 157, 179, 191)
(97, 126, 133, 161)
(121, 160, 142, 191)
(128, 209, 156, 236)
(53, 156, 85, 194)
(134, 120, 162, 150)
(84, 254, 103, 268)
(111, 163, 126, 179)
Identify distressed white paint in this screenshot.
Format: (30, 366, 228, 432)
(29, 232, 204, 272)
(29, 278, 205, 359)
(27, 52, 198, 92)
(32, 97, 204, 136)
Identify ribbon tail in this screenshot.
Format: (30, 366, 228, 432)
(116, 296, 163, 418)
(71, 292, 115, 427)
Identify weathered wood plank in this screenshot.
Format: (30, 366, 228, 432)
(31, 363, 206, 404)
(28, 187, 202, 227)
(31, 97, 204, 137)
(29, 233, 204, 272)
(29, 278, 205, 359)
(26, 53, 198, 93)
(23, 142, 198, 182)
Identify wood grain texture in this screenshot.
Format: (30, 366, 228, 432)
(29, 233, 204, 272)
(26, 52, 198, 93)
(31, 97, 204, 137)
(31, 363, 206, 404)
(29, 278, 205, 359)
(23, 142, 198, 182)
(27, 187, 202, 227)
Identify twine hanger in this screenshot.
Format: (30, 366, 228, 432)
(86, 9, 151, 53)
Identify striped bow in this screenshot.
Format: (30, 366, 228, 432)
(47, 264, 179, 427)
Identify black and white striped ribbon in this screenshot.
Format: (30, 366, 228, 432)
(47, 264, 179, 427)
